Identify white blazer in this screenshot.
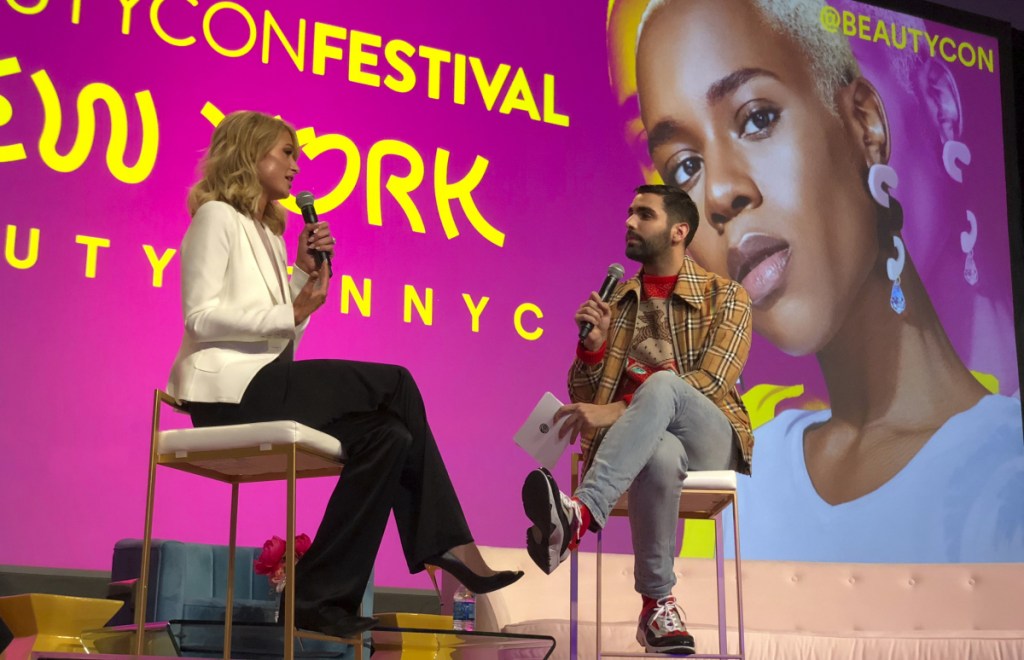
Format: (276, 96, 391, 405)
(167, 201, 310, 403)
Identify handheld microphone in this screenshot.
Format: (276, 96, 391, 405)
(295, 191, 332, 276)
(578, 263, 625, 341)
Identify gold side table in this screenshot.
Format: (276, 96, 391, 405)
(0, 594, 122, 659)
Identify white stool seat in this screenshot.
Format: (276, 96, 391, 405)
(681, 470, 737, 491)
(158, 421, 345, 481)
(160, 420, 343, 457)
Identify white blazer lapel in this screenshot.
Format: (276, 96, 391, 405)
(239, 215, 283, 305)
(271, 233, 294, 304)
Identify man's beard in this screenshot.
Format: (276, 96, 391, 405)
(625, 227, 673, 263)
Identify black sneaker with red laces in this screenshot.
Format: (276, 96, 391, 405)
(636, 595, 696, 655)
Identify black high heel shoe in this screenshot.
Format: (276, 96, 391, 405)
(423, 551, 524, 596)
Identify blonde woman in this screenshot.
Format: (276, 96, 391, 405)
(167, 111, 522, 638)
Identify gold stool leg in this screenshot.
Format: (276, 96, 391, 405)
(284, 445, 297, 660)
(134, 390, 164, 656)
(224, 483, 238, 660)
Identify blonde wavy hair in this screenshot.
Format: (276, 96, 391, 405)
(187, 111, 298, 235)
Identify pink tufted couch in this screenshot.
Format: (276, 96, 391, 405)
(441, 546, 1024, 659)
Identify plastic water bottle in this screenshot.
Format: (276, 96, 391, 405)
(452, 584, 476, 631)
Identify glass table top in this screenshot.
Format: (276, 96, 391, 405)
(80, 619, 556, 659)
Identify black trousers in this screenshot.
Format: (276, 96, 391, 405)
(189, 358, 473, 617)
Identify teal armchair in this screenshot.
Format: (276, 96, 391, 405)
(110, 539, 373, 658)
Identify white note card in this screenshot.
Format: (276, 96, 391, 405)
(513, 392, 570, 470)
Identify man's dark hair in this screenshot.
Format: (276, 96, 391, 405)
(635, 184, 699, 247)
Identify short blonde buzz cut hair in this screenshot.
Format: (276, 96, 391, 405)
(637, 0, 860, 115)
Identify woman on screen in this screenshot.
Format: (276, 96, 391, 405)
(621, 0, 1023, 562)
(166, 111, 522, 638)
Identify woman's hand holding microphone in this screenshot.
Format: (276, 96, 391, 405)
(293, 221, 334, 326)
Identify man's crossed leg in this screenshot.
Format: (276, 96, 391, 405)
(522, 372, 737, 655)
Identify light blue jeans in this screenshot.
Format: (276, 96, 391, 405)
(574, 371, 738, 598)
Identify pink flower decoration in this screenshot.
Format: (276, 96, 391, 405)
(253, 533, 311, 588)
(295, 533, 312, 558)
(254, 536, 286, 575)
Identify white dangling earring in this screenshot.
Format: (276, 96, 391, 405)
(943, 140, 971, 183)
(869, 164, 907, 314)
(961, 210, 979, 286)
(944, 141, 978, 285)
(887, 235, 906, 314)
(868, 163, 898, 208)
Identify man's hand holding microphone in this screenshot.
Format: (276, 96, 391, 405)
(556, 263, 627, 441)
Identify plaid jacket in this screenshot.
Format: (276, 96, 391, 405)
(569, 256, 754, 474)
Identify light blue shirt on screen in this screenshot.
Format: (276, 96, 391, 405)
(734, 395, 1024, 563)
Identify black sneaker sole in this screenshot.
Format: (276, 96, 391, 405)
(641, 633, 696, 655)
(521, 468, 568, 574)
(643, 642, 696, 655)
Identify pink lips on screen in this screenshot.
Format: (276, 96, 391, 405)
(727, 233, 792, 305)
